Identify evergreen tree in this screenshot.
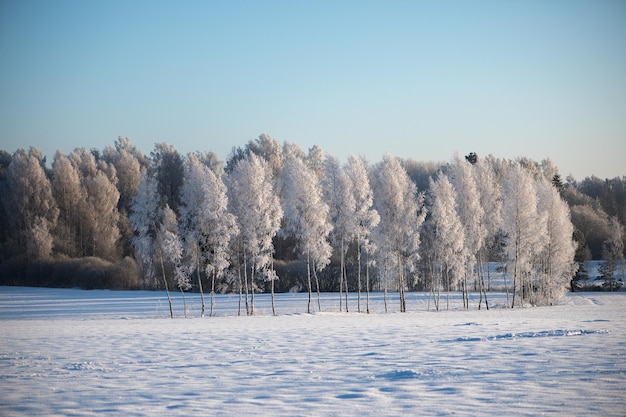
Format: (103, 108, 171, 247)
(599, 216, 624, 291)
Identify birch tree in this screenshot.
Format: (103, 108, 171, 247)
(4, 148, 58, 262)
(428, 172, 466, 310)
(502, 162, 547, 307)
(157, 205, 189, 317)
(179, 153, 237, 317)
(52, 151, 84, 258)
(66, 149, 121, 261)
(280, 155, 332, 313)
(536, 178, 577, 303)
(372, 155, 426, 312)
(129, 170, 173, 316)
(346, 155, 379, 313)
(448, 153, 486, 309)
(322, 154, 356, 312)
(475, 156, 503, 294)
(227, 154, 283, 315)
(129, 171, 159, 285)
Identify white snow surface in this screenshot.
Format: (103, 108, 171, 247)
(1, 287, 624, 416)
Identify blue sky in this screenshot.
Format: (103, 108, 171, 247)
(1, 0, 624, 180)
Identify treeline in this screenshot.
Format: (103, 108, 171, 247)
(0, 135, 623, 313)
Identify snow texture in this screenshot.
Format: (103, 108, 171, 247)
(1, 287, 624, 416)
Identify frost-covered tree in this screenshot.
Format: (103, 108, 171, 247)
(307, 144, 325, 179)
(372, 155, 426, 312)
(428, 172, 466, 310)
(536, 178, 578, 303)
(179, 153, 237, 317)
(81, 167, 121, 261)
(346, 155, 379, 313)
(157, 205, 189, 317)
(448, 153, 486, 309)
(4, 148, 58, 262)
(52, 151, 84, 257)
(227, 154, 282, 315)
(475, 156, 502, 294)
(322, 154, 356, 312)
(103, 138, 143, 257)
(64, 149, 121, 261)
(129, 170, 161, 289)
(502, 162, 547, 307)
(280, 155, 332, 313)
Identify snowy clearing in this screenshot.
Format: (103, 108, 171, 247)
(1, 287, 625, 416)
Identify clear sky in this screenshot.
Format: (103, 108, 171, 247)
(1, 0, 624, 180)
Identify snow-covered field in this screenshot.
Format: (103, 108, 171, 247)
(1, 287, 624, 416)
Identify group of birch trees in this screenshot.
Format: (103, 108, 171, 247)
(0, 135, 583, 313)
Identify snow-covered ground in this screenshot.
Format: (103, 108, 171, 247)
(1, 287, 624, 416)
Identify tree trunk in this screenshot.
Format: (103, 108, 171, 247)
(365, 250, 370, 314)
(243, 251, 250, 315)
(210, 271, 216, 317)
(383, 264, 388, 314)
(250, 263, 255, 316)
(179, 286, 187, 318)
(357, 241, 362, 313)
(398, 254, 405, 313)
(237, 261, 242, 316)
(339, 241, 343, 312)
(342, 237, 349, 312)
(271, 271, 276, 316)
(313, 259, 322, 312)
(446, 267, 450, 311)
(159, 254, 173, 319)
(307, 251, 312, 314)
(196, 247, 205, 318)
(463, 268, 469, 310)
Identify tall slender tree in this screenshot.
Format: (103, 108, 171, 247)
(4, 148, 58, 263)
(536, 178, 578, 303)
(502, 162, 547, 307)
(280, 155, 332, 313)
(346, 155, 379, 313)
(448, 153, 486, 309)
(158, 205, 189, 317)
(227, 154, 283, 315)
(51, 151, 84, 258)
(371, 155, 426, 312)
(179, 153, 237, 317)
(428, 172, 467, 310)
(322, 155, 356, 312)
(129, 171, 161, 289)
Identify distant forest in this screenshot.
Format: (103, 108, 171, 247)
(0, 135, 624, 310)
